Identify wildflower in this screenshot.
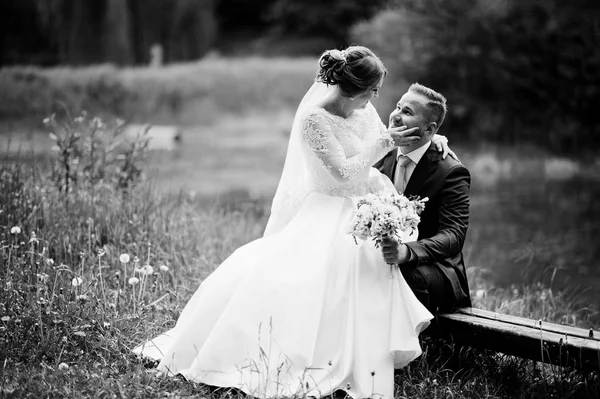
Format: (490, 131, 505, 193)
(475, 289, 486, 299)
(159, 265, 169, 273)
(103, 322, 111, 329)
(58, 363, 69, 370)
(71, 277, 83, 287)
(128, 277, 139, 286)
(540, 291, 547, 301)
(133, 256, 140, 264)
(37, 273, 49, 284)
(97, 248, 106, 258)
(119, 254, 130, 263)
(61, 336, 67, 343)
(76, 294, 89, 302)
(141, 265, 154, 276)
(29, 232, 39, 244)
(46, 258, 55, 266)
(10, 226, 21, 234)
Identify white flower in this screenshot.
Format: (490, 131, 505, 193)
(159, 265, 169, 273)
(46, 258, 55, 265)
(71, 277, 83, 287)
(76, 294, 89, 302)
(10, 226, 21, 234)
(141, 265, 154, 276)
(119, 254, 130, 263)
(475, 289, 486, 299)
(128, 277, 139, 286)
(58, 363, 69, 370)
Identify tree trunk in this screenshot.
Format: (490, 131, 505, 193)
(104, 0, 133, 65)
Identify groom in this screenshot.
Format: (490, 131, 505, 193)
(375, 83, 471, 313)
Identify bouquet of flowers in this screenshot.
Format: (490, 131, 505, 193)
(348, 192, 428, 248)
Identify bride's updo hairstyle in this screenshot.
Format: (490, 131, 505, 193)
(316, 46, 387, 98)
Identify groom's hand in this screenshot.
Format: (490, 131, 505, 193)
(387, 126, 420, 147)
(381, 238, 410, 265)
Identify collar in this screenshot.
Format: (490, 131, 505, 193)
(397, 140, 431, 165)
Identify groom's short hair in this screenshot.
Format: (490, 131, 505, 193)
(409, 83, 447, 128)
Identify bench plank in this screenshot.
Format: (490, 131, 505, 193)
(455, 308, 600, 342)
(434, 308, 600, 371)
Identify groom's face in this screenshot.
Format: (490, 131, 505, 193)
(389, 91, 436, 145)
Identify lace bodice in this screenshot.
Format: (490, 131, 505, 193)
(298, 104, 394, 197)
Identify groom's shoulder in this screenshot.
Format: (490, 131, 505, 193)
(438, 154, 470, 178)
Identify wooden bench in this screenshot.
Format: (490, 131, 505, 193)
(432, 307, 600, 371)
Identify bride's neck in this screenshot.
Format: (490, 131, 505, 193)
(320, 94, 355, 119)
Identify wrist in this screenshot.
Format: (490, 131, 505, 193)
(397, 243, 410, 264)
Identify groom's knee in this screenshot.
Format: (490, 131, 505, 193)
(401, 264, 447, 311)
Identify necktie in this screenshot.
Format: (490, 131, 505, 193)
(394, 154, 412, 193)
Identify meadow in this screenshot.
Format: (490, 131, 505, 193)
(1, 57, 599, 398)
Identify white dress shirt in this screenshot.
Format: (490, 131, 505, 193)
(395, 140, 431, 187)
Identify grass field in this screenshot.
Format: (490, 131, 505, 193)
(1, 57, 600, 397)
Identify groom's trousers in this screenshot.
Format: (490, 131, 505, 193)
(401, 264, 453, 313)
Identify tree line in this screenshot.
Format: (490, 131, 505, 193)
(0, 0, 386, 66)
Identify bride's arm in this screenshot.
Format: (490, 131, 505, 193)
(301, 112, 395, 182)
(432, 134, 459, 161)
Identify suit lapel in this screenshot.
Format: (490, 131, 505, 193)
(404, 143, 440, 196)
(381, 148, 398, 181)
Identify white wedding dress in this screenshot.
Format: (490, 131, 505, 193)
(134, 83, 432, 399)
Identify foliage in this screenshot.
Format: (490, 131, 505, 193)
(267, 0, 388, 45)
(353, 0, 600, 154)
(0, 57, 316, 124)
(44, 112, 150, 193)
(1, 0, 217, 66)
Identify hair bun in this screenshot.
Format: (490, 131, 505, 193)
(317, 50, 346, 86)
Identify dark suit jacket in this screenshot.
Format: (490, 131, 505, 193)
(374, 142, 472, 308)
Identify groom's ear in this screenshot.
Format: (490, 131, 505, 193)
(425, 122, 438, 136)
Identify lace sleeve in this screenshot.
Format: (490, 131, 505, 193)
(301, 111, 395, 182)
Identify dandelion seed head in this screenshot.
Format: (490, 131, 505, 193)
(141, 265, 154, 276)
(119, 254, 130, 263)
(10, 226, 21, 234)
(71, 277, 83, 287)
(58, 362, 69, 370)
(159, 265, 169, 273)
(128, 277, 139, 286)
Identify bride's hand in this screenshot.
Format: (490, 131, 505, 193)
(387, 126, 420, 147)
(432, 134, 459, 161)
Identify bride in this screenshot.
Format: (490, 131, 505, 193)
(135, 46, 452, 398)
